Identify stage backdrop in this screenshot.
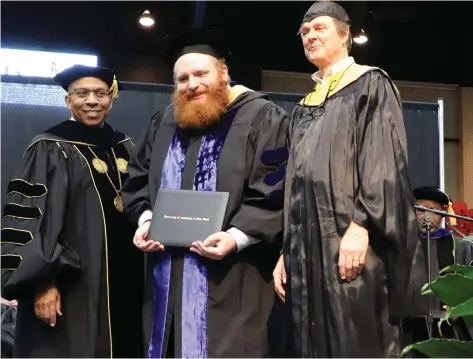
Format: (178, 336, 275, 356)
(1, 76, 441, 205)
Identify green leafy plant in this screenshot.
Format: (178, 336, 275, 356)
(401, 235, 473, 357)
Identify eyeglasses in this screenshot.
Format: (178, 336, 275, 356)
(294, 82, 333, 120)
(69, 88, 111, 100)
(294, 63, 355, 121)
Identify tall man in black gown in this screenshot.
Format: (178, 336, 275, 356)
(273, 2, 419, 357)
(122, 29, 290, 357)
(1, 65, 144, 357)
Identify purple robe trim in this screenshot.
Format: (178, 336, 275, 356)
(148, 131, 189, 358)
(419, 227, 452, 240)
(149, 108, 238, 358)
(260, 146, 288, 205)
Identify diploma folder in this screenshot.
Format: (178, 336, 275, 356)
(149, 189, 230, 247)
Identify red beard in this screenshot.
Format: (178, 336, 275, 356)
(173, 80, 230, 129)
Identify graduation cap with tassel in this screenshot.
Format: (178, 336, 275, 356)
(53, 64, 122, 99)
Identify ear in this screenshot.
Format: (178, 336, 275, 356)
(221, 64, 229, 82)
(341, 30, 350, 47)
(64, 95, 72, 110)
(221, 64, 228, 74)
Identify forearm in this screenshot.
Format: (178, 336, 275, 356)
(138, 209, 153, 227)
(347, 221, 368, 234)
(136, 210, 260, 252)
(227, 227, 261, 252)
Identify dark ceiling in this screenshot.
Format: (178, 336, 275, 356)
(2, 1, 473, 86)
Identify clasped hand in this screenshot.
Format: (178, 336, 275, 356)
(133, 221, 237, 260)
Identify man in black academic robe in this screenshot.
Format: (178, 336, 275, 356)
(402, 187, 473, 349)
(1, 65, 144, 358)
(272, 2, 419, 357)
(121, 29, 290, 357)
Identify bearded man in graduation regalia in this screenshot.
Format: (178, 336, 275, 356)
(121, 29, 290, 357)
(272, 1, 419, 357)
(1, 65, 144, 357)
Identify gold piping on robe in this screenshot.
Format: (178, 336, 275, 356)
(73, 145, 114, 358)
(7, 179, 48, 198)
(26, 137, 134, 153)
(3, 203, 42, 220)
(0, 254, 22, 271)
(26, 138, 99, 153)
(1, 228, 34, 246)
(117, 138, 134, 145)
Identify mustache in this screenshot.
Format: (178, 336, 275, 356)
(417, 219, 438, 232)
(83, 105, 103, 109)
(185, 89, 209, 99)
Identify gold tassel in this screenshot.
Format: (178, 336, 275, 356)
(447, 201, 457, 226)
(110, 75, 119, 99)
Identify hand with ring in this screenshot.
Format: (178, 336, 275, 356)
(338, 222, 369, 282)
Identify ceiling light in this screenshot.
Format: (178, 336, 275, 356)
(353, 29, 368, 45)
(139, 10, 155, 27)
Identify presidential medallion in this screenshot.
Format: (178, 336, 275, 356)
(92, 158, 108, 174)
(114, 194, 124, 213)
(116, 158, 128, 174)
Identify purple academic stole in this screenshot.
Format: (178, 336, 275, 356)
(418, 227, 452, 240)
(148, 109, 236, 358)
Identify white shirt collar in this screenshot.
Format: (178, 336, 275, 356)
(69, 116, 104, 128)
(311, 57, 355, 84)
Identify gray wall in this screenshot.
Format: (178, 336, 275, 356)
(1, 77, 440, 207)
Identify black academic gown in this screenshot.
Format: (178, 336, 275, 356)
(122, 86, 290, 358)
(455, 234, 473, 266)
(283, 65, 419, 358)
(1, 121, 144, 358)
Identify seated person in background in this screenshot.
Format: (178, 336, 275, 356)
(402, 186, 473, 349)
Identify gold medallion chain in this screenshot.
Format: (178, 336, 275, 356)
(88, 147, 124, 212)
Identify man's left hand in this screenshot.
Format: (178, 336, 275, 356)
(190, 232, 237, 260)
(338, 222, 369, 282)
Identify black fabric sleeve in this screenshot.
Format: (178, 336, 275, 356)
(1, 141, 80, 300)
(122, 112, 162, 226)
(229, 103, 290, 246)
(352, 70, 419, 316)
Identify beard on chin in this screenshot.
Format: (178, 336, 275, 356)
(417, 220, 438, 233)
(173, 80, 230, 129)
